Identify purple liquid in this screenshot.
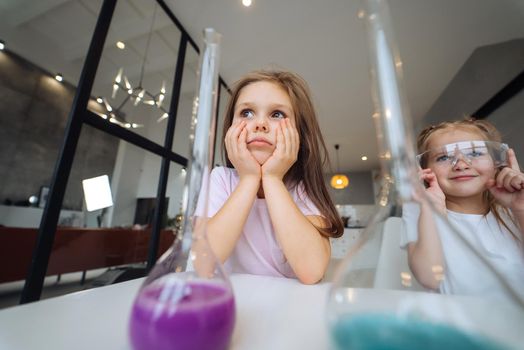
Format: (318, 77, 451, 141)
(129, 278, 235, 350)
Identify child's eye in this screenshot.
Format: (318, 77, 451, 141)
(240, 109, 254, 118)
(467, 150, 485, 157)
(436, 155, 450, 162)
(271, 111, 285, 119)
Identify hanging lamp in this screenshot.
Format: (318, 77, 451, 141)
(101, 3, 165, 127)
(330, 144, 349, 189)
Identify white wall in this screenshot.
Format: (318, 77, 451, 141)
(108, 141, 145, 227)
(0, 205, 83, 228)
(420, 38, 524, 165)
(487, 89, 524, 166)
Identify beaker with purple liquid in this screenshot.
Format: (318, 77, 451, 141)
(130, 276, 235, 350)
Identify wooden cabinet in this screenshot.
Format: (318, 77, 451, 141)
(0, 227, 174, 283)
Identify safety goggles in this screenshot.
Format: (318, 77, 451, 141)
(417, 141, 509, 169)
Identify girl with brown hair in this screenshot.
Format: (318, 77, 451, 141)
(401, 118, 524, 298)
(196, 69, 343, 284)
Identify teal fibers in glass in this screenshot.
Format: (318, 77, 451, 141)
(331, 313, 508, 350)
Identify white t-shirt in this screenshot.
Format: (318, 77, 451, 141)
(195, 166, 321, 278)
(401, 202, 524, 301)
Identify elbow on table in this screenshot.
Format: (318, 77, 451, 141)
(297, 273, 322, 285)
(295, 265, 327, 285)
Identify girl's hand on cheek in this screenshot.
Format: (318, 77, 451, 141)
(262, 119, 299, 181)
(418, 168, 447, 214)
(488, 148, 524, 212)
(225, 121, 261, 180)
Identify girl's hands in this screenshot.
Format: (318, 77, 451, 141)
(261, 119, 299, 180)
(488, 148, 524, 212)
(225, 120, 261, 180)
(419, 168, 447, 214)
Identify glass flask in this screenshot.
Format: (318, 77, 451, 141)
(326, 1, 524, 349)
(128, 28, 235, 350)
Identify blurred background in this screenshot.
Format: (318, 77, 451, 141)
(0, 0, 522, 305)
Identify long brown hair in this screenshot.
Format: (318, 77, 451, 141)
(417, 117, 519, 240)
(222, 69, 344, 238)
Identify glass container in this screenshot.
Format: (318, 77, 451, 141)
(128, 28, 235, 350)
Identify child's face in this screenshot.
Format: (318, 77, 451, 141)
(425, 128, 496, 198)
(233, 81, 296, 165)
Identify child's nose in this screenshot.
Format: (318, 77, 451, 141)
(451, 154, 471, 170)
(254, 116, 269, 132)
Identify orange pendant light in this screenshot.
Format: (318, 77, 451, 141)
(330, 144, 349, 189)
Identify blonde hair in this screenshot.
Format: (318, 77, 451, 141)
(417, 117, 519, 240)
(222, 69, 344, 238)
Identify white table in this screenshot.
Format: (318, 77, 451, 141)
(1, 274, 523, 350)
(0, 274, 331, 350)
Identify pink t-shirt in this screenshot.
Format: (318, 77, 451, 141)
(195, 166, 321, 278)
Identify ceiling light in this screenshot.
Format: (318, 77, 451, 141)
(102, 98, 113, 112)
(55, 73, 63, 82)
(116, 41, 125, 49)
(330, 144, 349, 190)
(94, 99, 144, 129)
(157, 112, 169, 123)
(107, 4, 169, 124)
(242, 0, 252, 7)
(0, 40, 5, 50)
(361, 156, 368, 161)
(331, 175, 349, 189)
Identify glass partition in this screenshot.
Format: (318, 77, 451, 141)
(0, 1, 98, 88)
(42, 125, 176, 296)
(0, 1, 218, 306)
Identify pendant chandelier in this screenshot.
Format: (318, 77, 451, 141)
(97, 3, 167, 127)
(330, 144, 349, 189)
